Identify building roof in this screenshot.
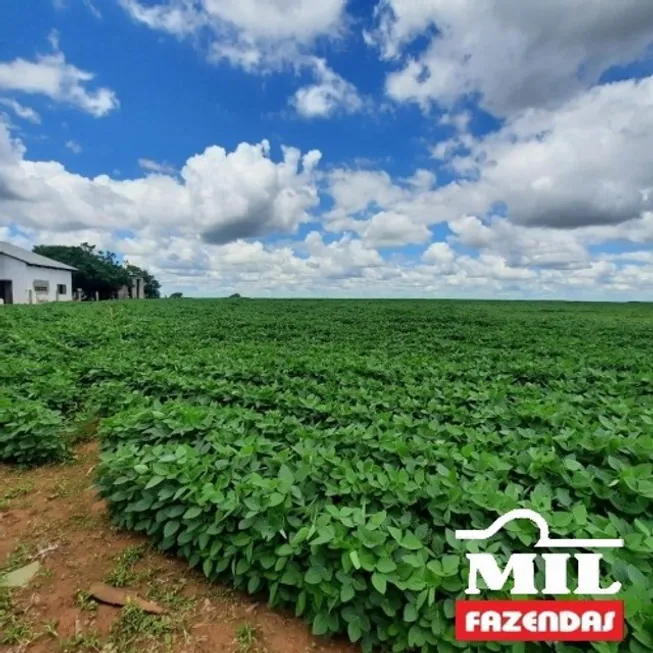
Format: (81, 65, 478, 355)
(0, 241, 77, 271)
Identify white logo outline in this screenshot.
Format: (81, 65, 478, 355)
(455, 509, 623, 549)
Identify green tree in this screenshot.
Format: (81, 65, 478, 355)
(33, 243, 160, 300)
(124, 264, 161, 299)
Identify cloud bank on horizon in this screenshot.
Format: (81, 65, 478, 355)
(0, 0, 652, 299)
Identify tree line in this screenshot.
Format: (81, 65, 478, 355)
(34, 243, 161, 300)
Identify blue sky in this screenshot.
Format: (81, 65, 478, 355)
(0, 1, 457, 179)
(0, 0, 652, 298)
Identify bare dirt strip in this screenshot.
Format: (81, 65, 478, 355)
(0, 443, 357, 653)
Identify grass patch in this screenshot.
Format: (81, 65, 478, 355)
(109, 602, 174, 652)
(41, 617, 59, 638)
(59, 630, 103, 652)
(50, 480, 72, 499)
(0, 542, 33, 574)
(68, 512, 100, 529)
(104, 544, 147, 587)
(1, 616, 34, 646)
(145, 576, 196, 612)
(75, 589, 98, 612)
(236, 623, 265, 653)
(0, 587, 35, 646)
(0, 480, 35, 509)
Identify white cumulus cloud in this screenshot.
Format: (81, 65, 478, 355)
(369, 0, 653, 116)
(0, 98, 41, 124)
(0, 123, 321, 243)
(120, 0, 347, 69)
(292, 58, 363, 119)
(120, 0, 360, 118)
(444, 76, 653, 229)
(359, 211, 431, 247)
(0, 34, 118, 117)
(138, 158, 177, 175)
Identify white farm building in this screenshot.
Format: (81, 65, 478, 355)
(0, 241, 76, 305)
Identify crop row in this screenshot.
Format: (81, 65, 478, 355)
(2, 299, 653, 651)
(96, 400, 653, 652)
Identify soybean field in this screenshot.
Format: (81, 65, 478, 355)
(1, 299, 652, 652)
